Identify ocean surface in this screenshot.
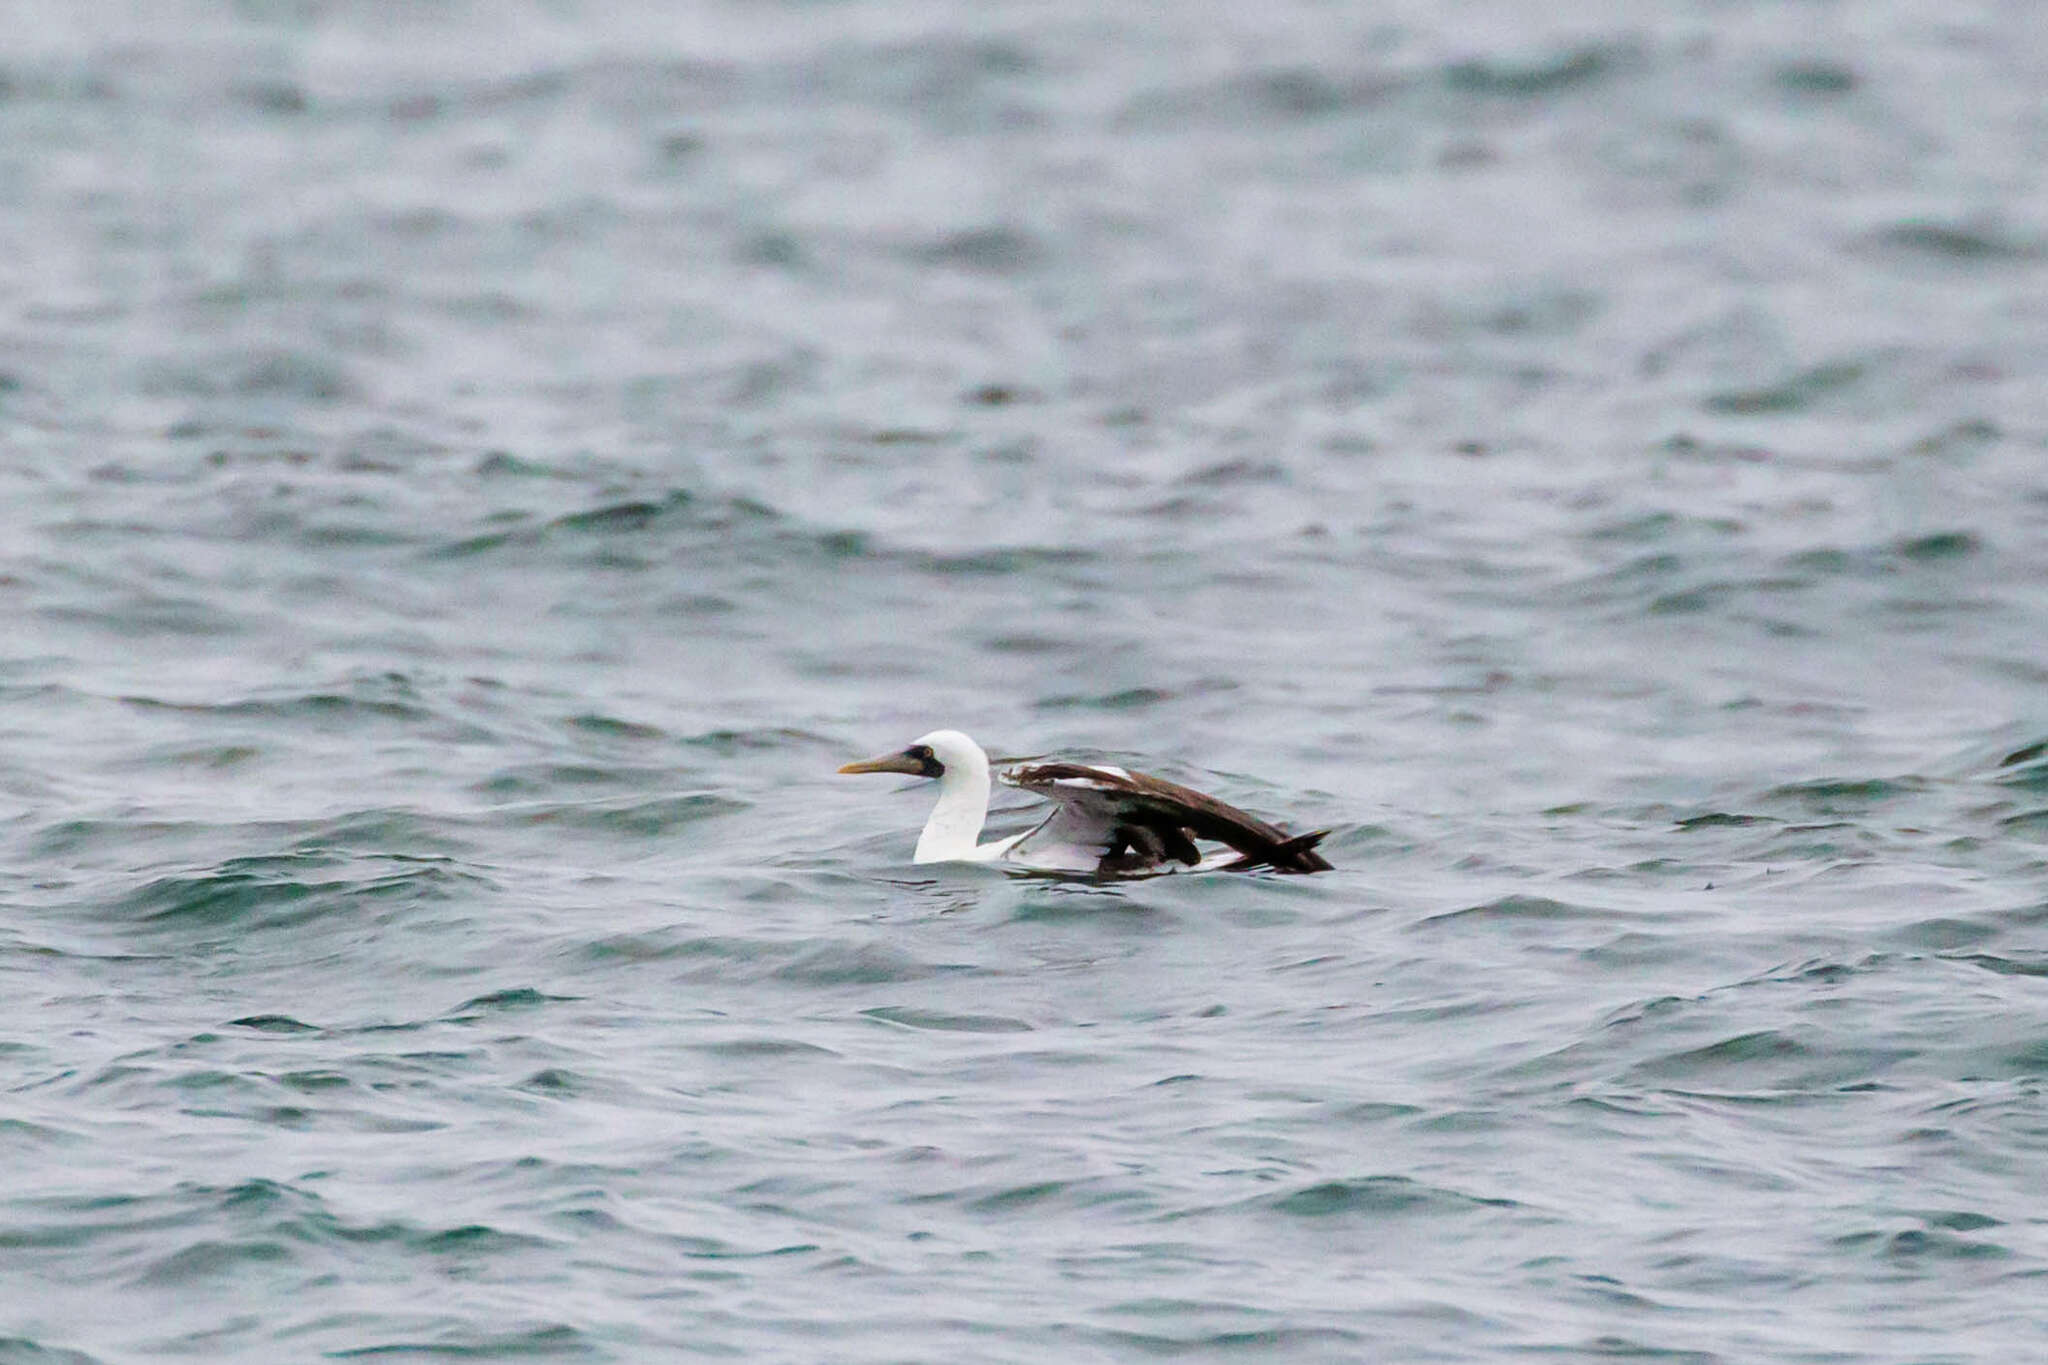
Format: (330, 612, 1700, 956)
(4, 2, 2048, 1360)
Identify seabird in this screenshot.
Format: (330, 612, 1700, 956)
(838, 729, 1333, 876)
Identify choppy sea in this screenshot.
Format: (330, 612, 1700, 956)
(4, 2, 2047, 1360)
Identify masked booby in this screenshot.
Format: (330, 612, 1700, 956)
(838, 729, 1333, 876)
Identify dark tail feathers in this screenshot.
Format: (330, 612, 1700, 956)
(1269, 829, 1334, 873)
(1224, 829, 1333, 873)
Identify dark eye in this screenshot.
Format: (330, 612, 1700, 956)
(909, 745, 933, 760)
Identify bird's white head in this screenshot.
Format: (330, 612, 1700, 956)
(911, 729, 986, 778)
(837, 729, 987, 781)
(838, 729, 994, 863)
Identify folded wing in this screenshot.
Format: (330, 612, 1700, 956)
(1001, 763, 1333, 874)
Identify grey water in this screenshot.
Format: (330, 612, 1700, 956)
(3, 2, 2047, 1360)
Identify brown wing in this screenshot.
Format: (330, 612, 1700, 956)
(1003, 762, 1333, 873)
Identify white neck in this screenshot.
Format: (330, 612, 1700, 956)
(914, 748, 992, 863)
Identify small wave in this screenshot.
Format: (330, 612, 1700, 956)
(0, 1336, 104, 1365)
(1887, 915, 2005, 952)
(861, 1005, 1033, 1033)
(1754, 776, 1929, 817)
(500, 793, 748, 837)
(1773, 60, 1857, 97)
(954, 1178, 1149, 1217)
(471, 762, 669, 799)
(1091, 1325, 1371, 1356)
(575, 930, 782, 965)
(515, 1068, 581, 1095)
(690, 1038, 840, 1060)
(1704, 357, 1868, 415)
(1625, 1029, 1819, 1090)
(770, 941, 957, 986)
(1661, 1028, 1809, 1064)
(1445, 44, 1627, 98)
(1263, 1176, 1519, 1218)
(675, 725, 836, 755)
(39, 594, 251, 639)
(446, 987, 576, 1018)
(1943, 952, 2048, 978)
(1416, 894, 1629, 927)
(562, 712, 665, 742)
(277, 1070, 351, 1093)
(1893, 530, 1982, 561)
(117, 869, 323, 931)
(1121, 65, 1401, 129)
(1533, 1335, 1721, 1364)
(226, 1014, 320, 1034)
(1035, 686, 1178, 712)
(112, 856, 494, 937)
(412, 1223, 553, 1256)
(119, 677, 501, 746)
(1673, 812, 1776, 830)
(1993, 738, 2048, 792)
(1833, 1224, 2011, 1263)
(910, 224, 1047, 276)
(0, 1117, 85, 1149)
(322, 1322, 596, 1360)
(909, 544, 1100, 577)
(141, 346, 360, 405)
(129, 1236, 292, 1287)
(978, 631, 1073, 656)
(121, 690, 424, 723)
(1996, 808, 2048, 838)
(424, 489, 776, 561)
(1862, 219, 2044, 264)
